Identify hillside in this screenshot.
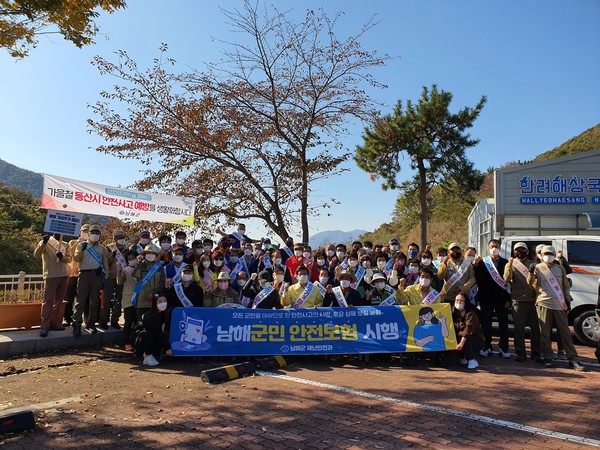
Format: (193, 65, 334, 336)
(0, 159, 43, 198)
(309, 229, 368, 249)
(535, 123, 600, 161)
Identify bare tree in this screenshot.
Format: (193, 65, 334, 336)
(88, 1, 389, 242)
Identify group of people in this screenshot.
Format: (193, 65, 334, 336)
(34, 223, 592, 370)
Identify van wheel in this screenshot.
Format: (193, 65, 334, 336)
(573, 310, 600, 347)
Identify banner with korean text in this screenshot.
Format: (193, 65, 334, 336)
(41, 174, 195, 226)
(170, 304, 456, 356)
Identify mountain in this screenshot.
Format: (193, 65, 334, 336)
(534, 123, 600, 161)
(0, 159, 43, 198)
(309, 229, 368, 249)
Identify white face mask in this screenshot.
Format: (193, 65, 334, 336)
(176, 239, 186, 246)
(245, 249, 253, 256)
(298, 275, 309, 284)
(204, 246, 212, 253)
(81, 232, 90, 240)
(214, 260, 223, 267)
(195, 248, 203, 255)
(295, 250, 303, 257)
(421, 258, 431, 266)
(161, 242, 171, 250)
(173, 254, 184, 263)
(303, 252, 311, 259)
(390, 245, 399, 251)
(89, 234, 100, 243)
(202, 261, 211, 268)
(326, 250, 335, 257)
(348, 260, 358, 268)
(317, 259, 325, 266)
(455, 301, 465, 311)
(490, 247, 500, 256)
(465, 256, 475, 265)
(273, 258, 282, 265)
(276, 274, 285, 283)
(408, 266, 419, 274)
(361, 261, 369, 268)
(253, 250, 261, 258)
(237, 279, 246, 287)
(140, 238, 150, 246)
(260, 281, 271, 289)
(116, 239, 126, 246)
(377, 261, 386, 270)
(237, 229, 245, 235)
(336, 251, 345, 260)
(419, 277, 431, 287)
(340, 280, 351, 289)
(374, 281, 385, 290)
(145, 254, 156, 262)
(157, 302, 167, 311)
(128, 260, 138, 268)
(542, 255, 555, 263)
(437, 256, 444, 262)
(181, 273, 193, 282)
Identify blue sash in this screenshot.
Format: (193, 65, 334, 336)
(350, 266, 366, 290)
(85, 244, 105, 278)
(253, 285, 275, 308)
(263, 252, 273, 269)
(282, 246, 293, 258)
(339, 258, 349, 271)
(131, 262, 163, 307)
(383, 259, 394, 277)
(229, 260, 244, 280)
(433, 260, 441, 269)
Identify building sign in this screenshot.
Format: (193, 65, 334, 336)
(518, 175, 600, 205)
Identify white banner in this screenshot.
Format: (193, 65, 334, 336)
(41, 174, 195, 226)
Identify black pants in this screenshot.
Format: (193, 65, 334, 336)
(480, 299, 509, 352)
(63, 276, 78, 324)
(122, 306, 136, 345)
(134, 329, 162, 357)
(460, 335, 485, 360)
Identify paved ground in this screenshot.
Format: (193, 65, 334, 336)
(0, 343, 599, 449)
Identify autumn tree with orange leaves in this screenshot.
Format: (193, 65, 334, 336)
(88, 1, 389, 243)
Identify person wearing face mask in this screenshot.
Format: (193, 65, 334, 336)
(157, 235, 173, 262)
(174, 230, 189, 256)
(433, 248, 447, 269)
(336, 251, 369, 300)
(160, 264, 203, 309)
(285, 243, 306, 282)
(452, 293, 485, 369)
(72, 224, 109, 337)
(131, 244, 167, 324)
(264, 250, 292, 284)
(472, 239, 511, 359)
(528, 246, 585, 371)
(211, 250, 230, 279)
(227, 248, 242, 275)
(396, 268, 440, 306)
(366, 272, 397, 306)
(131, 230, 152, 253)
(34, 232, 73, 337)
(302, 245, 320, 282)
(133, 295, 172, 366)
(314, 250, 328, 271)
(437, 243, 476, 306)
(203, 238, 214, 256)
(326, 270, 365, 307)
(280, 237, 295, 265)
(404, 259, 421, 286)
(503, 242, 541, 363)
(241, 243, 259, 275)
(326, 243, 347, 279)
(163, 246, 187, 290)
(388, 238, 400, 256)
(195, 253, 216, 293)
(186, 240, 203, 265)
(215, 223, 260, 249)
(65, 223, 90, 326)
(117, 251, 139, 351)
(388, 252, 408, 289)
(324, 244, 336, 267)
(282, 266, 323, 308)
(99, 229, 129, 330)
(359, 254, 375, 285)
(241, 270, 281, 309)
(406, 243, 420, 260)
(206, 272, 241, 307)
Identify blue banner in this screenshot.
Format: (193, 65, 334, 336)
(170, 304, 456, 356)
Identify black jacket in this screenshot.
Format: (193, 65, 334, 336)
(474, 256, 511, 304)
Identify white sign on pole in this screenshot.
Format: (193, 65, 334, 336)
(43, 210, 83, 236)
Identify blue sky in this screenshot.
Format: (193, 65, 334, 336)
(1, 0, 599, 243)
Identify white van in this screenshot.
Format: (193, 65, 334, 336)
(500, 235, 600, 346)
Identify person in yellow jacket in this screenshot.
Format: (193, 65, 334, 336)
(282, 266, 323, 308)
(397, 268, 441, 306)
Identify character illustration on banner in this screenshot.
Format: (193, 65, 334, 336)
(413, 306, 449, 351)
(173, 310, 212, 351)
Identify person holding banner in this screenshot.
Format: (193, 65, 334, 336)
(132, 244, 166, 323)
(528, 246, 585, 371)
(473, 239, 511, 358)
(437, 243, 476, 305)
(72, 224, 109, 336)
(282, 266, 323, 308)
(241, 270, 281, 309)
(100, 229, 128, 330)
(205, 272, 241, 307)
(397, 268, 440, 306)
(452, 293, 485, 369)
(34, 233, 73, 337)
(503, 242, 541, 363)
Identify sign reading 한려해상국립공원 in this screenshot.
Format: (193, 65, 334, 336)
(495, 150, 600, 216)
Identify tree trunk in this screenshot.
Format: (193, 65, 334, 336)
(417, 159, 428, 249)
(300, 163, 309, 244)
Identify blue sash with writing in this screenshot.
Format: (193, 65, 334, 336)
(294, 282, 315, 309)
(229, 260, 244, 280)
(263, 252, 273, 269)
(253, 285, 275, 309)
(350, 266, 366, 290)
(383, 259, 394, 278)
(174, 282, 193, 308)
(85, 244, 106, 279)
(282, 246, 293, 258)
(131, 262, 163, 307)
(339, 258, 349, 271)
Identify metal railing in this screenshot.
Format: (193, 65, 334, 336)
(0, 272, 45, 303)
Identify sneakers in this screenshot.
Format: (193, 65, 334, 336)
(543, 359, 552, 368)
(459, 358, 468, 365)
(515, 352, 527, 362)
(499, 349, 511, 359)
(85, 323, 98, 334)
(555, 350, 567, 361)
(568, 361, 586, 372)
(143, 354, 159, 366)
(467, 359, 479, 369)
(479, 348, 492, 357)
